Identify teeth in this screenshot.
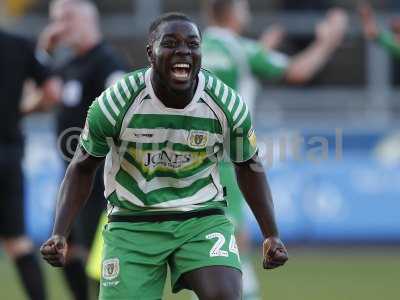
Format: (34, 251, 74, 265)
(172, 68, 190, 80)
(173, 63, 190, 69)
(171, 64, 190, 81)
(174, 73, 188, 78)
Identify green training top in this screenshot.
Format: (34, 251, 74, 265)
(79, 67, 258, 216)
(377, 30, 400, 59)
(202, 26, 289, 113)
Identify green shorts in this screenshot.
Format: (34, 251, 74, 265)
(219, 161, 245, 224)
(99, 214, 241, 300)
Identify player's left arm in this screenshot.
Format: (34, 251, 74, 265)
(234, 154, 288, 269)
(228, 99, 288, 269)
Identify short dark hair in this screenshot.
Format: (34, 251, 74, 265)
(148, 12, 201, 44)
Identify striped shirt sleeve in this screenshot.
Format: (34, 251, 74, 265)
(229, 99, 258, 163)
(80, 98, 116, 157)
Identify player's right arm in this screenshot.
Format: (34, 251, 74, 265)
(41, 148, 104, 267)
(41, 99, 114, 267)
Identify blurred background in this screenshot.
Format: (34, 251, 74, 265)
(0, 0, 399, 299)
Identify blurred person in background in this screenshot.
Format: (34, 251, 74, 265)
(38, 0, 127, 299)
(360, 2, 400, 58)
(360, 3, 400, 168)
(0, 28, 60, 299)
(202, 0, 348, 299)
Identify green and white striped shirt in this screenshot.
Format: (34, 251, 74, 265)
(80, 67, 257, 216)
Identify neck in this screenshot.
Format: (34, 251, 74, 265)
(151, 70, 198, 109)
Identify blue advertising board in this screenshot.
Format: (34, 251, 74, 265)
(247, 130, 400, 243)
(22, 118, 400, 244)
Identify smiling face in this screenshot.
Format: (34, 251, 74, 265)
(147, 20, 202, 92)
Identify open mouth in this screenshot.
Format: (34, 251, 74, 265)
(171, 63, 191, 82)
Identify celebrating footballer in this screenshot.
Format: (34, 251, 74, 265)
(41, 12, 288, 299)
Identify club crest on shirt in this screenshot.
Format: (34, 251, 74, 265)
(102, 258, 119, 280)
(188, 130, 209, 149)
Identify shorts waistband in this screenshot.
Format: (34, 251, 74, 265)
(108, 208, 224, 223)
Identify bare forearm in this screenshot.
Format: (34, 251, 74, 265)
(53, 161, 96, 237)
(235, 159, 279, 238)
(285, 40, 334, 84)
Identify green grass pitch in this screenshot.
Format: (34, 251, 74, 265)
(0, 247, 398, 300)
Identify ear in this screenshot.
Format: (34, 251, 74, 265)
(146, 44, 154, 65)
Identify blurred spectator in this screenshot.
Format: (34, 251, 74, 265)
(359, 2, 400, 58)
(38, 0, 127, 299)
(203, 0, 348, 111)
(0, 28, 60, 300)
(202, 0, 348, 299)
(360, 3, 400, 168)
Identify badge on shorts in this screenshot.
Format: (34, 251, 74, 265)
(188, 130, 209, 149)
(102, 258, 120, 280)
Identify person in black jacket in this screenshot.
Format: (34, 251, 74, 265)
(38, 1, 127, 299)
(0, 29, 60, 300)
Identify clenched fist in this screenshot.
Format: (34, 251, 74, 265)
(262, 237, 288, 269)
(40, 235, 68, 267)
